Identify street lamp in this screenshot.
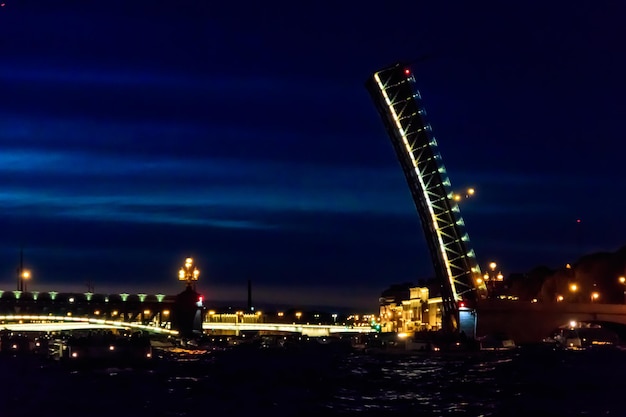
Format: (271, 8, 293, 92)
(591, 292, 600, 303)
(484, 262, 503, 295)
(20, 270, 31, 292)
(452, 187, 476, 202)
(568, 283, 578, 302)
(178, 257, 200, 290)
(619, 276, 626, 303)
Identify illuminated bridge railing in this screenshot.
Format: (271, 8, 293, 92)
(202, 322, 376, 337)
(0, 315, 178, 335)
(0, 315, 376, 338)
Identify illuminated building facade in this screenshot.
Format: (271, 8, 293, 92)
(379, 284, 442, 333)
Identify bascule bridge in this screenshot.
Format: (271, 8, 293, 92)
(366, 63, 626, 344)
(366, 63, 488, 334)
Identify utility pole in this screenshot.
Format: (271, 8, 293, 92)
(247, 279, 252, 311)
(17, 246, 23, 291)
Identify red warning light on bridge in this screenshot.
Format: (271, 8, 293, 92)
(404, 68, 411, 75)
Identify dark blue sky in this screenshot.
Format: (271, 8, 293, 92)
(1, 1, 625, 310)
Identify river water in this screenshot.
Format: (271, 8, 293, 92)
(0, 344, 624, 417)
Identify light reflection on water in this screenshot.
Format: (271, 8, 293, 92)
(326, 349, 626, 416)
(0, 347, 624, 416)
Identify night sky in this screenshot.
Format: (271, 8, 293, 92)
(1, 1, 626, 310)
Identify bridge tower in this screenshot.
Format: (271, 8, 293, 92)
(366, 63, 487, 334)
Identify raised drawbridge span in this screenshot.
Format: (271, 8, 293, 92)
(366, 63, 488, 333)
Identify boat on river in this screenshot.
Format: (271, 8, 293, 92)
(543, 322, 619, 350)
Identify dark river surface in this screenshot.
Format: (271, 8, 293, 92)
(0, 344, 624, 417)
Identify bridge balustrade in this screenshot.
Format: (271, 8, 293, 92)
(0, 291, 175, 327)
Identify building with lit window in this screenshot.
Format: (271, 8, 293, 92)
(379, 283, 443, 334)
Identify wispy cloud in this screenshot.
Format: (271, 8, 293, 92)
(0, 144, 415, 230)
(458, 170, 601, 189)
(0, 144, 587, 232)
(0, 64, 352, 101)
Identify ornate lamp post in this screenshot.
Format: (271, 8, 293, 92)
(178, 257, 200, 290)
